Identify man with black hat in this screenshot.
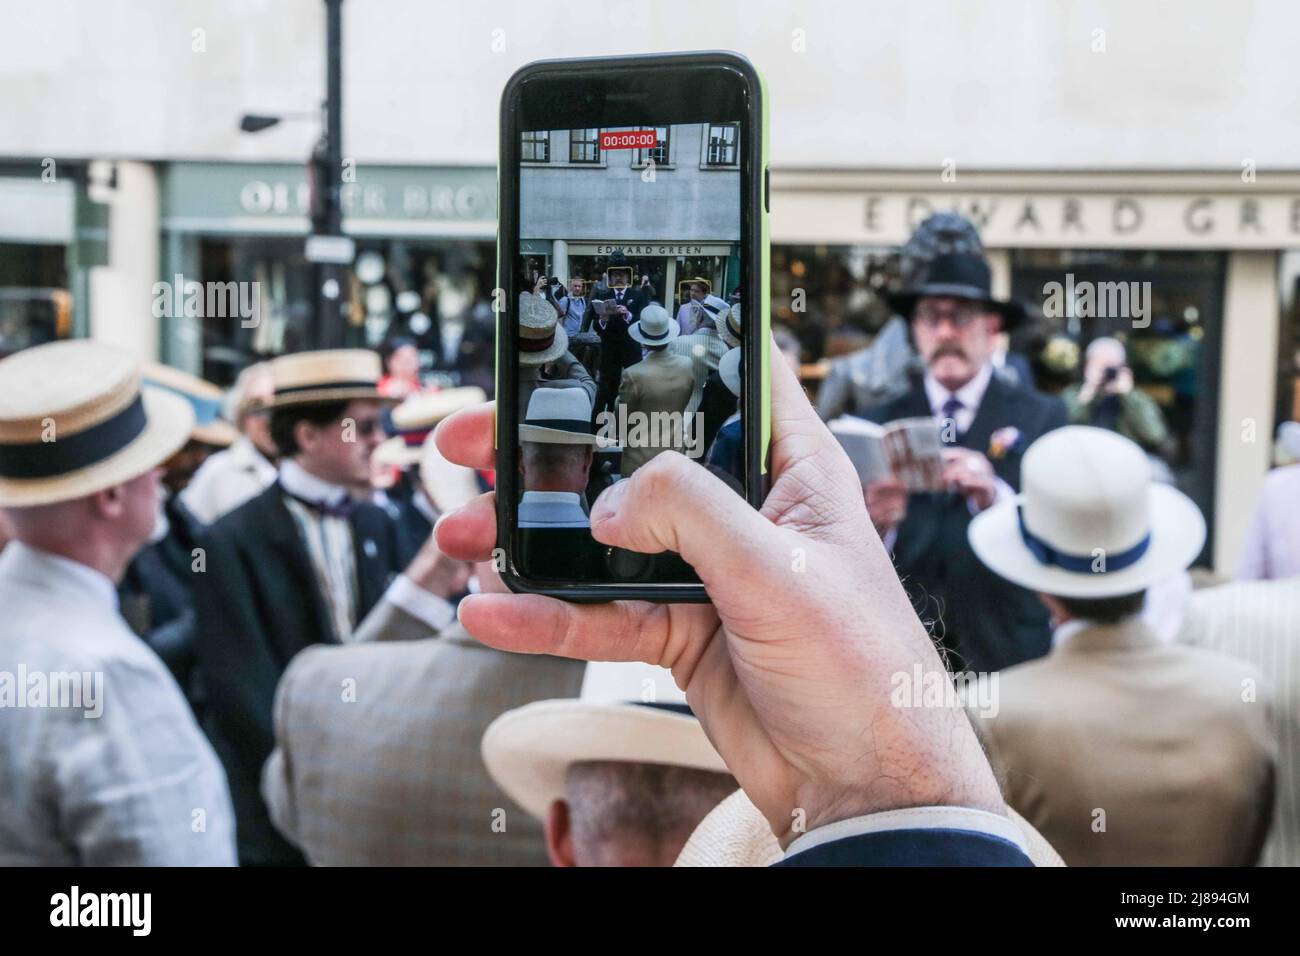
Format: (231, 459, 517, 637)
(590, 252, 649, 416)
(194, 349, 452, 865)
(861, 252, 1067, 673)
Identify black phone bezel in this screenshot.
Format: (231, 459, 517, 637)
(496, 50, 767, 602)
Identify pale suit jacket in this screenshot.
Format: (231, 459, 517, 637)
(262, 603, 584, 865)
(615, 348, 696, 476)
(668, 327, 729, 417)
(0, 542, 236, 865)
(1180, 577, 1300, 866)
(973, 619, 1276, 867)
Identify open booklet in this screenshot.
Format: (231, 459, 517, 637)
(829, 415, 947, 491)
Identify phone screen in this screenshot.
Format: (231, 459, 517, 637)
(509, 62, 752, 587)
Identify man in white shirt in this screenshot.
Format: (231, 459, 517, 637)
(0, 340, 236, 865)
(181, 361, 278, 525)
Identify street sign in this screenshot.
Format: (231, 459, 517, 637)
(304, 234, 356, 264)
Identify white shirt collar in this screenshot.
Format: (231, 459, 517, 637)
(1051, 618, 1094, 649)
(521, 490, 584, 507)
(5, 541, 119, 610)
(279, 458, 350, 505)
(412, 488, 439, 524)
(923, 362, 994, 418)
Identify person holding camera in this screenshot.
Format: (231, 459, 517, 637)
(1061, 337, 1169, 455)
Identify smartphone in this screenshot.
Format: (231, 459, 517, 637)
(497, 51, 770, 602)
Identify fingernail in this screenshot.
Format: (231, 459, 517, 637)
(591, 479, 630, 521)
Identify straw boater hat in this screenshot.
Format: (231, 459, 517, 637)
(518, 292, 568, 366)
(374, 386, 487, 468)
(481, 661, 729, 821)
(141, 361, 240, 448)
(673, 787, 1066, 867)
(968, 426, 1205, 598)
(0, 340, 194, 507)
(518, 387, 608, 446)
(267, 349, 388, 410)
(715, 301, 742, 348)
(628, 303, 680, 348)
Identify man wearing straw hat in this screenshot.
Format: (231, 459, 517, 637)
(615, 303, 696, 477)
(966, 425, 1276, 866)
(518, 291, 596, 416)
(195, 348, 450, 865)
(0, 340, 236, 864)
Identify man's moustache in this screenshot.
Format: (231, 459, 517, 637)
(932, 345, 968, 361)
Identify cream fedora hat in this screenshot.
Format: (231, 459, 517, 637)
(373, 386, 487, 468)
(0, 341, 194, 507)
(673, 788, 1066, 867)
(968, 425, 1204, 598)
(628, 303, 680, 347)
(518, 292, 569, 366)
(481, 661, 729, 821)
(141, 360, 239, 448)
(268, 348, 387, 409)
(518, 385, 607, 447)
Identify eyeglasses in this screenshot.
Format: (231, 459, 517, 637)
(913, 303, 984, 330)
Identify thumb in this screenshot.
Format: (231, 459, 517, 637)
(589, 453, 785, 588)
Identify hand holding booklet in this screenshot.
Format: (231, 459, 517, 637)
(829, 415, 947, 491)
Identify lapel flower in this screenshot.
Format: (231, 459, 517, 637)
(988, 426, 1023, 460)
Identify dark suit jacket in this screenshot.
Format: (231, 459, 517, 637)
(776, 829, 1033, 866)
(592, 287, 647, 370)
(863, 372, 1067, 673)
(193, 482, 402, 865)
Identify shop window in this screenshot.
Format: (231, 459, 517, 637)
(633, 127, 671, 167)
(703, 124, 739, 167)
(521, 131, 550, 163)
(568, 129, 601, 164)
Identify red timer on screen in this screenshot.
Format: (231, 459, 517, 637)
(598, 129, 658, 150)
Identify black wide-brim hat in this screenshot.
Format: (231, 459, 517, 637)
(887, 252, 1026, 330)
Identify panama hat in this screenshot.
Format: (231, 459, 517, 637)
(0, 340, 194, 507)
(268, 349, 387, 409)
(673, 788, 1066, 867)
(141, 361, 239, 448)
(518, 386, 607, 446)
(482, 661, 729, 821)
(968, 426, 1205, 598)
(887, 252, 1026, 330)
(714, 301, 742, 348)
(518, 292, 569, 366)
(374, 386, 486, 468)
(719, 347, 742, 397)
(628, 303, 680, 347)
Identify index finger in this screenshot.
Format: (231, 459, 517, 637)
(433, 401, 496, 471)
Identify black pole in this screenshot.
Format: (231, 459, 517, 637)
(316, 0, 345, 348)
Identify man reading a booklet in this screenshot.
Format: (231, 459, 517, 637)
(854, 252, 1068, 673)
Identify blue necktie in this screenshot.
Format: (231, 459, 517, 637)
(940, 396, 963, 442)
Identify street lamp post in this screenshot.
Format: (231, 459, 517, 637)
(239, 0, 349, 351)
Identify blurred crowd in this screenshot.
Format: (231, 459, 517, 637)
(0, 213, 1295, 868)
